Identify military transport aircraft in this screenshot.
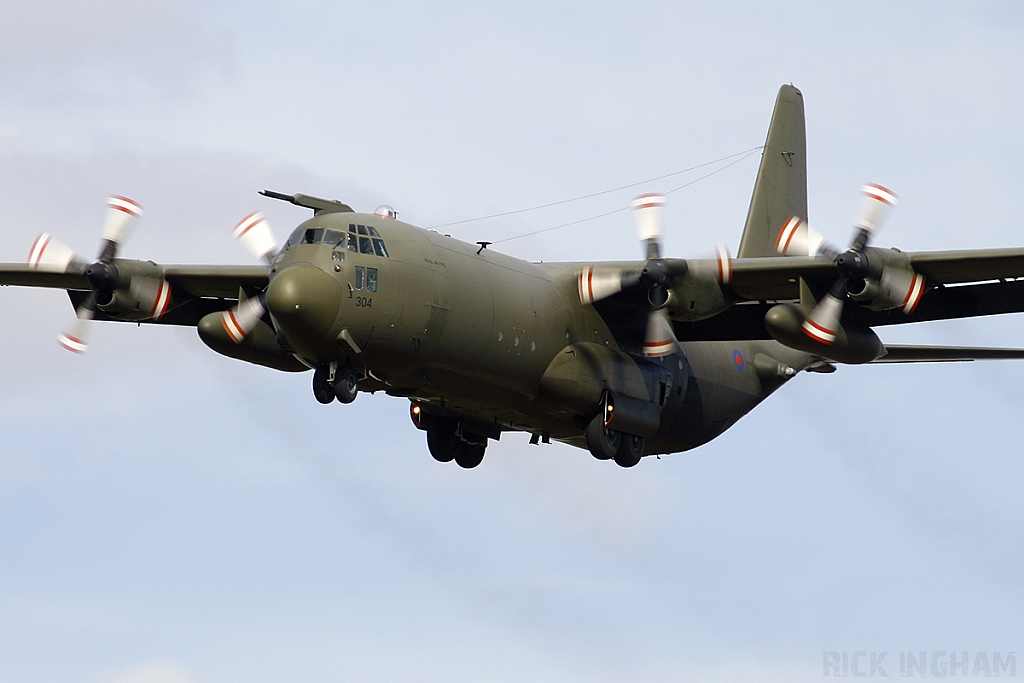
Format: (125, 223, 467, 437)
(4, 84, 1024, 469)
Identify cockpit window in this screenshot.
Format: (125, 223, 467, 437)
(324, 229, 345, 247)
(284, 223, 391, 257)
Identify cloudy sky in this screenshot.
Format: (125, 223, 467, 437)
(2, 2, 1023, 681)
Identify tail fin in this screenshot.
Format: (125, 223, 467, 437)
(737, 85, 808, 258)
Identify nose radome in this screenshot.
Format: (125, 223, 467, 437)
(266, 264, 343, 342)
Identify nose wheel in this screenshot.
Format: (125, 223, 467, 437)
(312, 363, 359, 404)
(333, 364, 358, 404)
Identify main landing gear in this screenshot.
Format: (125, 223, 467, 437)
(584, 412, 644, 468)
(426, 421, 486, 469)
(312, 362, 359, 404)
(412, 406, 487, 469)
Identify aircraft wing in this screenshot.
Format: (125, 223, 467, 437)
(674, 247, 1024, 302)
(672, 247, 1024, 341)
(875, 345, 1024, 363)
(0, 263, 269, 326)
(160, 265, 269, 298)
(907, 248, 1024, 283)
(0, 264, 268, 297)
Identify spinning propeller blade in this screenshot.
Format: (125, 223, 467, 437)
(28, 233, 82, 272)
(57, 296, 95, 354)
(233, 212, 278, 265)
(220, 294, 267, 344)
(221, 209, 280, 344)
(97, 196, 143, 261)
(776, 183, 924, 343)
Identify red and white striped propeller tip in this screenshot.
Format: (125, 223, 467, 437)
(643, 307, 678, 357)
(714, 245, 732, 285)
(27, 233, 79, 271)
(57, 313, 93, 354)
(855, 183, 898, 234)
(220, 295, 267, 344)
(632, 193, 665, 242)
(801, 293, 845, 346)
(101, 195, 143, 246)
(233, 211, 278, 263)
(775, 216, 828, 257)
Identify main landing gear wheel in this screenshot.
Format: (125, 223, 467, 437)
(312, 365, 335, 404)
(425, 420, 487, 468)
(584, 412, 621, 460)
(426, 421, 459, 463)
(614, 434, 644, 468)
(454, 442, 486, 469)
(333, 364, 358, 404)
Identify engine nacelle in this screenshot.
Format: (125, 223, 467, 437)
(665, 255, 733, 322)
(838, 247, 926, 314)
(846, 266, 926, 314)
(84, 260, 175, 321)
(764, 303, 884, 364)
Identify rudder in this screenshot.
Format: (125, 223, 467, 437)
(737, 85, 808, 258)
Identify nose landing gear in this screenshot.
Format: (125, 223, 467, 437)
(312, 362, 359, 404)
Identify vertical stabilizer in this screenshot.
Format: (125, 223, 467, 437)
(738, 85, 807, 258)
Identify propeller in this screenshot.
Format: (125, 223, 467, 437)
(577, 194, 731, 358)
(27, 196, 166, 354)
(219, 211, 277, 343)
(775, 184, 923, 345)
(575, 194, 732, 357)
(233, 211, 278, 265)
(625, 194, 677, 357)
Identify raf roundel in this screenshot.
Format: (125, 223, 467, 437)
(733, 350, 745, 371)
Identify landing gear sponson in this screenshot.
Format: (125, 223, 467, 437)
(410, 404, 491, 469)
(409, 398, 644, 469)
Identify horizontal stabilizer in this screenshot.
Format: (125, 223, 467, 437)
(874, 345, 1024, 363)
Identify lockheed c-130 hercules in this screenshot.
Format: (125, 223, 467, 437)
(5, 84, 1024, 469)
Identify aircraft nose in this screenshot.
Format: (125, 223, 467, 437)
(266, 263, 343, 345)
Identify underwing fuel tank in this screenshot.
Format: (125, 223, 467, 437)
(198, 312, 306, 372)
(763, 303, 883, 364)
